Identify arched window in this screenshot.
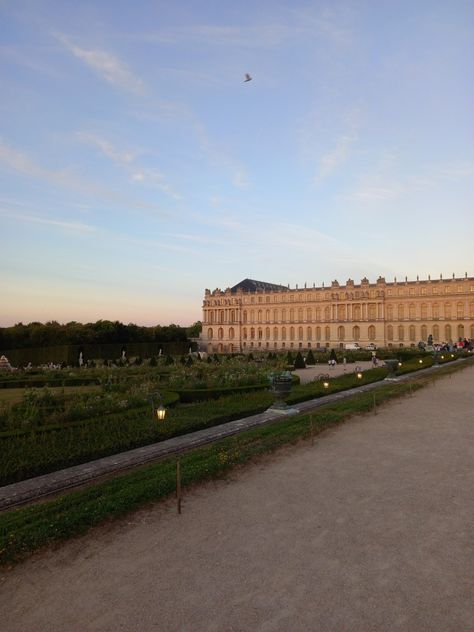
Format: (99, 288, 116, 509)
(458, 324, 464, 339)
(409, 325, 416, 341)
(316, 326, 321, 341)
(265, 309, 270, 322)
(250, 310, 255, 323)
(230, 309, 235, 323)
(386, 304, 393, 320)
(282, 309, 287, 322)
(258, 328, 263, 340)
(387, 325, 393, 341)
(250, 328, 255, 340)
(258, 310, 263, 323)
(445, 324, 452, 340)
(398, 304, 404, 320)
(353, 305, 361, 319)
(432, 303, 439, 318)
(409, 303, 416, 318)
(273, 327, 278, 340)
(433, 325, 439, 341)
(398, 325, 404, 341)
(218, 328, 224, 340)
(325, 326, 330, 341)
(337, 325, 345, 340)
(243, 311, 247, 324)
(298, 308, 303, 321)
(353, 325, 360, 341)
(307, 326, 312, 340)
(307, 308, 312, 321)
(290, 309, 295, 322)
(421, 325, 427, 340)
(368, 325, 376, 341)
(265, 327, 270, 340)
(208, 328, 213, 339)
(298, 326, 303, 340)
(290, 327, 295, 341)
(315, 308, 321, 320)
(421, 304, 427, 319)
(282, 327, 287, 340)
(229, 327, 234, 340)
(273, 309, 278, 322)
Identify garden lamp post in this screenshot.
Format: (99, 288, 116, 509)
(150, 392, 166, 421)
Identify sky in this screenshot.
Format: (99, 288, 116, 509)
(1, 0, 473, 327)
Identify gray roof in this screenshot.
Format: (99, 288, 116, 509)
(230, 278, 287, 293)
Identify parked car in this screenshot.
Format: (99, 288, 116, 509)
(344, 343, 361, 350)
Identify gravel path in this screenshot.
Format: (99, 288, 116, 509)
(1, 365, 473, 632)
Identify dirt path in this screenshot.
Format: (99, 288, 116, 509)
(1, 366, 474, 632)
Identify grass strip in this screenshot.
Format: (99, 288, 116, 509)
(4, 363, 470, 566)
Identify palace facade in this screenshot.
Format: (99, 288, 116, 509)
(201, 275, 474, 353)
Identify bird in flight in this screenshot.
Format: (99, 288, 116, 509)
(244, 73, 252, 82)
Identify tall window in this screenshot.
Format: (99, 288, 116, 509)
(290, 309, 295, 322)
(258, 328, 263, 340)
(258, 310, 262, 323)
(273, 309, 278, 322)
(324, 306, 331, 320)
(243, 311, 247, 324)
(445, 324, 451, 340)
(290, 327, 295, 341)
(387, 325, 393, 341)
(409, 303, 416, 318)
(444, 303, 452, 319)
(368, 325, 376, 341)
(298, 326, 303, 340)
(398, 304, 404, 320)
(458, 324, 464, 339)
(243, 328, 247, 340)
(218, 328, 224, 340)
(368, 304, 376, 319)
(325, 326, 330, 341)
(338, 305, 346, 320)
(409, 325, 416, 341)
(229, 327, 234, 340)
(421, 325, 427, 340)
(298, 308, 303, 321)
(457, 302, 464, 318)
(316, 326, 321, 341)
(208, 328, 213, 339)
(282, 327, 287, 340)
(265, 327, 270, 340)
(282, 309, 287, 322)
(265, 309, 270, 322)
(250, 328, 255, 340)
(315, 308, 321, 320)
(353, 325, 360, 341)
(398, 325, 404, 341)
(307, 308, 312, 321)
(353, 305, 361, 319)
(433, 325, 439, 341)
(386, 304, 393, 320)
(421, 304, 427, 319)
(432, 303, 439, 318)
(273, 327, 278, 340)
(307, 326, 312, 340)
(337, 325, 345, 341)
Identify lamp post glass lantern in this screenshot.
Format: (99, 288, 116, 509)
(150, 392, 166, 421)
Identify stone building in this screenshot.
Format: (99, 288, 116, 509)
(201, 274, 474, 353)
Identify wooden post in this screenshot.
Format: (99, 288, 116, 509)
(310, 415, 314, 446)
(176, 458, 182, 514)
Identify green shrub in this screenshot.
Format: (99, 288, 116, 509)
(294, 351, 306, 369)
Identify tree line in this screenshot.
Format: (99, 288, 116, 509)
(0, 320, 202, 350)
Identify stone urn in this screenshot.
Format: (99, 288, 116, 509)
(269, 371, 293, 409)
(384, 358, 399, 380)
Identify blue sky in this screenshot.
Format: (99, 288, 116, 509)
(1, 0, 473, 327)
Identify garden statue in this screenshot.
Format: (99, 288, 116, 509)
(78, 351, 83, 367)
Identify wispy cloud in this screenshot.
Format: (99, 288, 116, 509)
(0, 139, 171, 217)
(131, 168, 181, 199)
(0, 210, 96, 233)
(57, 35, 144, 94)
(316, 133, 356, 182)
(75, 132, 139, 165)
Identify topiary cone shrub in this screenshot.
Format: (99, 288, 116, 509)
(293, 351, 306, 369)
(306, 349, 316, 365)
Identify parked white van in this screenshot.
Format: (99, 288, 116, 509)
(344, 343, 361, 350)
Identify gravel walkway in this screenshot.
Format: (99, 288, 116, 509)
(1, 365, 473, 632)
